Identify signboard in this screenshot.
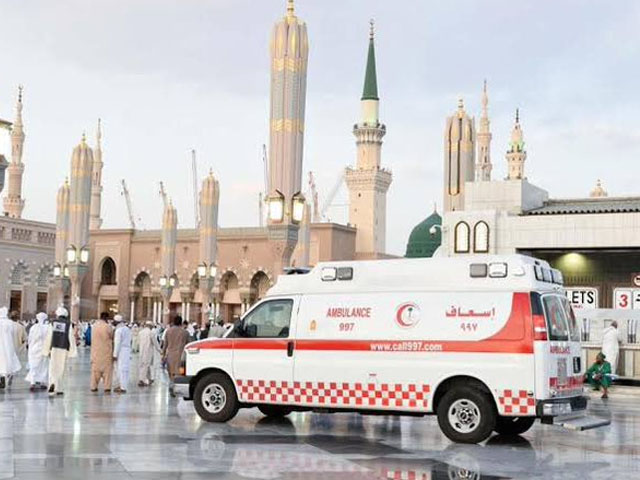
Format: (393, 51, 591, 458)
(613, 288, 640, 310)
(565, 288, 598, 309)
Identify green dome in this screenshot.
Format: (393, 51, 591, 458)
(405, 211, 442, 258)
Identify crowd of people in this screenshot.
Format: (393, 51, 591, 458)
(0, 305, 227, 396)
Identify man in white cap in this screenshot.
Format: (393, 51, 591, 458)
(113, 314, 132, 393)
(137, 321, 157, 387)
(25, 312, 50, 391)
(42, 306, 77, 396)
(0, 306, 21, 390)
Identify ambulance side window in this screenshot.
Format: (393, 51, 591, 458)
(542, 295, 570, 341)
(242, 299, 293, 338)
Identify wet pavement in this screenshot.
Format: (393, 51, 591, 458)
(0, 348, 638, 479)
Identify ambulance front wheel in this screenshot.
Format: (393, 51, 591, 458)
(437, 386, 496, 444)
(193, 373, 239, 423)
(494, 415, 535, 436)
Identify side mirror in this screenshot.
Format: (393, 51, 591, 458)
(245, 324, 258, 338)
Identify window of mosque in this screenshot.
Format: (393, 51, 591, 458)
(454, 222, 470, 253)
(473, 221, 490, 253)
(10, 264, 25, 285)
(100, 257, 117, 285)
(37, 267, 51, 288)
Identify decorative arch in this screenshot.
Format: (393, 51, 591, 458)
(10, 261, 28, 286)
(454, 222, 470, 254)
(100, 257, 117, 285)
(36, 264, 53, 288)
(473, 221, 490, 253)
(249, 271, 271, 305)
(134, 271, 152, 295)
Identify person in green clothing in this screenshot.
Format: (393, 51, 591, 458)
(585, 352, 612, 398)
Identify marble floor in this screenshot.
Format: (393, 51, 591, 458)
(0, 348, 638, 480)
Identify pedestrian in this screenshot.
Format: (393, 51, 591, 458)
(90, 312, 114, 393)
(137, 322, 156, 387)
(84, 321, 92, 347)
(162, 315, 189, 383)
(113, 314, 132, 393)
(0, 307, 21, 390)
(42, 307, 77, 396)
(11, 311, 27, 357)
(150, 323, 162, 384)
(131, 323, 140, 353)
(585, 352, 612, 398)
(602, 320, 620, 374)
(25, 312, 49, 391)
(208, 319, 225, 338)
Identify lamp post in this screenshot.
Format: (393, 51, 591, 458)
(52, 261, 71, 311)
(159, 275, 175, 325)
(65, 244, 89, 324)
(198, 262, 217, 328)
(267, 191, 305, 276)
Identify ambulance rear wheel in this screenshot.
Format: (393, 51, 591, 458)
(437, 386, 496, 444)
(258, 405, 292, 418)
(194, 373, 238, 423)
(494, 415, 535, 436)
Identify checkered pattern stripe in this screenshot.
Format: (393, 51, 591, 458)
(550, 375, 584, 393)
(236, 380, 430, 410)
(497, 389, 536, 416)
(381, 470, 431, 480)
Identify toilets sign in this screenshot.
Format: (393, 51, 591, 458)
(565, 287, 598, 309)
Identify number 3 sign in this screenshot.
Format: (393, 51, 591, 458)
(614, 289, 633, 309)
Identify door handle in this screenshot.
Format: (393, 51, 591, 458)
(287, 341, 294, 357)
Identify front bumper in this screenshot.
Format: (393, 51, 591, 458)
(538, 395, 588, 418)
(173, 375, 193, 400)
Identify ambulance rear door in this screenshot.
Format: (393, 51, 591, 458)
(536, 293, 583, 399)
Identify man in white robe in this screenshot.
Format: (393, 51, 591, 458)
(0, 307, 21, 390)
(150, 324, 162, 383)
(113, 314, 132, 393)
(602, 320, 620, 374)
(25, 312, 49, 391)
(137, 322, 157, 386)
(42, 307, 77, 396)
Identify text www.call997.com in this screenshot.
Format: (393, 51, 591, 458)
(370, 341, 443, 352)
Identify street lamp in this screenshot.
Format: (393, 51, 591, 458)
(159, 275, 168, 287)
(66, 245, 77, 264)
(198, 262, 218, 325)
(268, 191, 285, 223)
(53, 263, 62, 278)
(292, 193, 306, 224)
(79, 246, 90, 264)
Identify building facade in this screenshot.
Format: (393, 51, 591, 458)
(0, 88, 56, 318)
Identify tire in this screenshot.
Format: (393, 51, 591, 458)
(193, 373, 239, 423)
(258, 405, 292, 418)
(493, 415, 535, 436)
(437, 386, 496, 444)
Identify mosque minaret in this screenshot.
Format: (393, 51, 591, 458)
(89, 119, 104, 230)
(506, 109, 527, 180)
(267, 0, 309, 272)
(476, 81, 492, 182)
(3, 86, 26, 218)
(345, 20, 392, 258)
(443, 98, 476, 212)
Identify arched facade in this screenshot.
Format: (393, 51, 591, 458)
(218, 270, 241, 323)
(97, 256, 119, 316)
(249, 271, 271, 305)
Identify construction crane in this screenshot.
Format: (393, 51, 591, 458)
(120, 179, 136, 230)
(307, 171, 320, 222)
(320, 170, 346, 221)
(191, 149, 200, 227)
(158, 181, 168, 209)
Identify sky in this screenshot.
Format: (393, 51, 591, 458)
(1, 0, 640, 255)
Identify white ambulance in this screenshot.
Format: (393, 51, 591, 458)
(175, 254, 609, 443)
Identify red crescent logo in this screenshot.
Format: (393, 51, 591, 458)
(395, 303, 420, 328)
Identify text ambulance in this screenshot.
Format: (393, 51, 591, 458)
(175, 255, 609, 443)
